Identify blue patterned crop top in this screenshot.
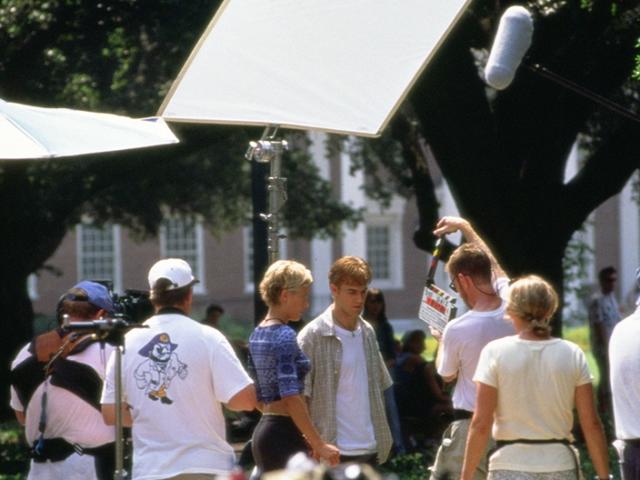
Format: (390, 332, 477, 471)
(248, 324, 311, 403)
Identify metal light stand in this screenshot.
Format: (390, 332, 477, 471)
(113, 344, 126, 480)
(62, 315, 147, 480)
(245, 126, 289, 265)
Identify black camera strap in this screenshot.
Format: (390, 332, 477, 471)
(12, 331, 104, 459)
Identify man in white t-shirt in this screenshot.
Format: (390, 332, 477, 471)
(298, 256, 393, 466)
(10, 281, 117, 480)
(609, 295, 640, 480)
(429, 217, 515, 480)
(101, 258, 257, 480)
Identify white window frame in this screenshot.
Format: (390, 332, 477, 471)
(76, 222, 122, 292)
(364, 207, 404, 290)
(160, 218, 206, 295)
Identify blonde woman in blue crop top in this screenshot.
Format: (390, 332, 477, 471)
(248, 260, 340, 474)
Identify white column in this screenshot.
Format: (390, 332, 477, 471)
(340, 137, 366, 258)
(619, 177, 639, 310)
(308, 132, 333, 315)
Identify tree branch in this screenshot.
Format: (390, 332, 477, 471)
(563, 122, 640, 229)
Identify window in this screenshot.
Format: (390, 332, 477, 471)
(77, 222, 121, 291)
(364, 214, 404, 289)
(161, 218, 205, 294)
(367, 225, 391, 280)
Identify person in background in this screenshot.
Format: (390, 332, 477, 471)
(203, 303, 224, 329)
(462, 275, 609, 480)
(609, 266, 640, 480)
(588, 266, 622, 416)
(394, 330, 452, 428)
(248, 260, 340, 474)
(363, 288, 406, 456)
(363, 289, 396, 367)
(298, 256, 393, 466)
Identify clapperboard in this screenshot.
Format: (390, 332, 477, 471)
(418, 237, 457, 334)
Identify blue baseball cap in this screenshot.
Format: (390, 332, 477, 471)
(65, 281, 115, 314)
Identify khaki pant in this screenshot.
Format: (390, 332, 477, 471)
(429, 418, 493, 480)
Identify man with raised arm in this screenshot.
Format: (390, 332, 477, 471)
(429, 217, 515, 480)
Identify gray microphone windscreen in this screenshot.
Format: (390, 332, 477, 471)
(485, 6, 533, 90)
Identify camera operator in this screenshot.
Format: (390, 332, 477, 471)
(9, 281, 117, 480)
(101, 258, 257, 479)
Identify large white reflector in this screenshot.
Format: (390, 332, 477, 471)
(1, 99, 178, 160)
(159, 0, 470, 137)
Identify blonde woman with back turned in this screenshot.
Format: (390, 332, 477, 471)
(461, 275, 610, 480)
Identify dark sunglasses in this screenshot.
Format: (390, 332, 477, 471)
(449, 280, 457, 293)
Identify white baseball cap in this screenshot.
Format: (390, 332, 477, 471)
(148, 258, 198, 291)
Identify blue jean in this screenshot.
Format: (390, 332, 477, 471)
(384, 387, 406, 455)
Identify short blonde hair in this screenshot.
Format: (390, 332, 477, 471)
(259, 260, 313, 307)
(507, 275, 559, 337)
(328, 256, 372, 287)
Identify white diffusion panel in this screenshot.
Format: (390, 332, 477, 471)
(0, 99, 178, 160)
(159, 0, 470, 137)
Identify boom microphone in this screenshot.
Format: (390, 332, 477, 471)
(485, 6, 533, 90)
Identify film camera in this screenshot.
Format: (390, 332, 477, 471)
(56, 280, 153, 325)
(80, 280, 153, 324)
(110, 288, 154, 324)
(56, 280, 153, 324)
(58, 281, 152, 347)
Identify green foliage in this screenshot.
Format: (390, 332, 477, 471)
(565, 325, 600, 384)
(634, 39, 640, 80)
(563, 225, 594, 326)
(218, 315, 253, 344)
(0, 421, 28, 479)
(0, 0, 214, 112)
(379, 453, 431, 480)
(575, 438, 621, 480)
(349, 132, 415, 209)
(285, 133, 363, 238)
(564, 325, 591, 353)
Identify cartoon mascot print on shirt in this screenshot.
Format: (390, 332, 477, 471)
(134, 333, 188, 404)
